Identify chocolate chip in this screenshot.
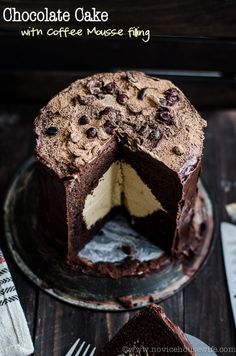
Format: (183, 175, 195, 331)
(172, 145, 184, 156)
(104, 82, 118, 95)
(45, 127, 58, 136)
(149, 295, 154, 303)
(159, 98, 168, 106)
(99, 106, 114, 117)
(163, 88, 179, 106)
(103, 120, 117, 135)
(165, 88, 179, 96)
(86, 127, 97, 138)
(126, 71, 138, 83)
(79, 115, 90, 125)
(127, 104, 142, 115)
(166, 94, 179, 106)
(156, 109, 173, 125)
(100, 106, 122, 123)
(149, 129, 161, 141)
(138, 88, 148, 100)
(117, 93, 128, 105)
(139, 124, 149, 136)
(86, 80, 103, 95)
(115, 113, 124, 124)
(117, 295, 134, 309)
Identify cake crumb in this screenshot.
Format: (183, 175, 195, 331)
(117, 295, 134, 309)
(149, 295, 154, 303)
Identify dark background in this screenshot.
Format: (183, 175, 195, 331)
(0, 0, 236, 108)
(0, 1, 236, 355)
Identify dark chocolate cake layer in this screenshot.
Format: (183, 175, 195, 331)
(34, 71, 206, 276)
(99, 304, 195, 355)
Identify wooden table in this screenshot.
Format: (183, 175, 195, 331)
(0, 106, 235, 355)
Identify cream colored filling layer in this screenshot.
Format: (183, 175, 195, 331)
(83, 162, 165, 229)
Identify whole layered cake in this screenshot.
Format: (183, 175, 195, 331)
(34, 71, 206, 277)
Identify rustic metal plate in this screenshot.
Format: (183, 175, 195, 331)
(4, 158, 214, 311)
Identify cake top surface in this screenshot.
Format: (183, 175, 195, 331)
(35, 71, 206, 179)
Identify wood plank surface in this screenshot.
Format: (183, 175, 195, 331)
(0, 105, 235, 355)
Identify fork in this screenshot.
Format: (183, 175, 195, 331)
(65, 338, 96, 356)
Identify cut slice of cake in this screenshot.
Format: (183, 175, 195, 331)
(100, 304, 195, 355)
(34, 71, 206, 276)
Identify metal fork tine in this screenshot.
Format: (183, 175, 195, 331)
(75, 341, 86, 356)
(81, 343, 90, 356)
(65, 338, 80, 356)
(89, 347, 96, 356)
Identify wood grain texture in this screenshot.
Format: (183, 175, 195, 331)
(0, 105, 236, 355)
(1, 0, 236, 37)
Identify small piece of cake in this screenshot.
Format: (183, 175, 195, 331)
(99, 304, 195, 355)
(34, 71, 206, 276)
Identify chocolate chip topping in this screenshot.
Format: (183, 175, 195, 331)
(86, 127, 97, 138)
(172, 145, 184, 156)
(86, 80, 103, 95)
(114, 113, 123, 125)
(117, 93, 128, 105)
(156, 108, 174, 125)
(166, 94, 179, 106)
(139, 124, 149, 137)
(159, 98, 168, 106)
(165, 88, 179, 96)
(99, 106, 115, 117)
(36, 71, 206, 176)
(103, 120, 117, 135)
(149, 129, 161, 141)
(104, 81, 118, 95)
(138, 88, 148, 100)
(79, 115, 90, 125)
(45, 127, 58, 136)
(162, 88, 179, 107)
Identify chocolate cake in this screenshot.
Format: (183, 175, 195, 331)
(99, 304, 195, 355)
(34, 71, 206, 276)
